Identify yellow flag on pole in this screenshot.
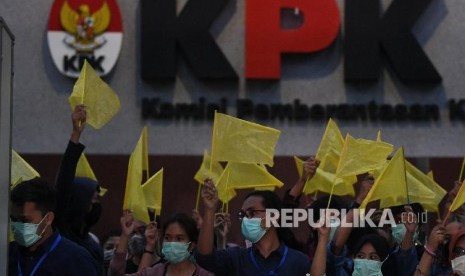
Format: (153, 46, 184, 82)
(11, 150, 40, 189)
(76, 154, 97, 181)
(449, 180, 465, 212)
(300, 119, 357, 196)
(316, 118, 344, 160)
(217, 162, 283, 190)
(142, 168, 163, 216)
(123, 128, 150, 224)
(294, 156, 305, 178)
(68, 60, 121, 129)
(194, 150, 224, 184)
(76, 153, 108, 196)
(360, 148, 407, 209)
(336, 134, 394, 178)
(255, 186, 276, 191)
(211, 113, 280, 166)
(427, 170, 434, 180)
(304, 149, 357, 196)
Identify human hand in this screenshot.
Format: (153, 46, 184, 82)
(120, 210, 134, 237)
(202, 179, 218, 212)
(145, 222, 159, 249)
(301, 156, 319, 181)
(355, 175, 374, 204)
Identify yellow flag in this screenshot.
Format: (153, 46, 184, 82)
(194, 150, 224, 184)
(68, 60, 121, 129)
(11, 150, 40, 189)
(449, 180, 465, 212)
(75, 153, 108, 196)
(123, 129, 150, 223)
(360, 148, 407, 209)
(217, 162, 283, 190)
(304, 149, 357, 196)
(336, 134, 394, 177)
(211, 113, 280, 166)
(76, 154, 97, 181)
(142, 168, 163, 216)
(377, 130, 382, 142)
(316, 118, 344, 160)
(255, 186, 276, 191)
(294, 156, 305, 178)
(405, 161, 445, 212)
(427, 170, 434, 180)
(215, 167, 237, 204)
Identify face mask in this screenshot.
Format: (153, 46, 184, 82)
(391, 224, 419, 244)
(241, 217, 267, 243)
(329, 219, 340, 241)
(352, 259, 383, 276)
(104, 249, 115, 261)
(85, 202, 102, 227)
(128, 234, 146, 256)
(11, 214, 49, 248)
(162, 242, 191, 264)
(451, 255, 465, 276)
(391, 224, 406, 244)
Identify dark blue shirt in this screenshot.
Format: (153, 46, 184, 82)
(195, 242, 311, 276)
(9, 231, 99, 276)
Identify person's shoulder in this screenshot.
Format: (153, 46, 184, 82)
(57, 236, 94, 259)
(196, 263, 215, 276)
(286, 246, 311, 268)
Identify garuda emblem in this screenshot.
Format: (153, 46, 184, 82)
(60, 0, 110, 52)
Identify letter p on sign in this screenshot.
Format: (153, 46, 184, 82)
(246, 0, 340, 79)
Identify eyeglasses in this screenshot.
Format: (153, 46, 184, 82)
(237, 209, 266, 220)
(453, 247, 465, 257)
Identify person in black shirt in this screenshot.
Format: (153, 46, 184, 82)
(196, 180, 311, 275)
(9, 178, 99, 275)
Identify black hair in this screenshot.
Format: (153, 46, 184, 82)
(162, 213, 199, 243)
(245, 190, 302, 251)
(10, 178, 56, 215)
(351, 233, 390, 260)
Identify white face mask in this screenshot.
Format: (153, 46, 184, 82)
(451, 255, 465, 276)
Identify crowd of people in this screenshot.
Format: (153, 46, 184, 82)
(8, 106, 465, 275)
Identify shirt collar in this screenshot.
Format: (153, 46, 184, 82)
(252, 241, 286, 258)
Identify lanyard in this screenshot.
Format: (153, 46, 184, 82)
(249, 245, 288, 276)
(18, 234, 62, 276)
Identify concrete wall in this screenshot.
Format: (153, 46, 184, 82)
(1, 0, 464, 157)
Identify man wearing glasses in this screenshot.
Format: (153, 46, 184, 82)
(195, 179, 311, 275)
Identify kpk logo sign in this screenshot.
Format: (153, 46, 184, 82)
(47, 0, 123, 77)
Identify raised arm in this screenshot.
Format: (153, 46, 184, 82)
(288, 156, 319, 199)
(332, 175, 373, 255)
(138, 222, 158, 272)
(414, 224, 445, 276)
(197, 179, 218, 255)
(311, 214, 330, 276)
(55, 105, 86, 224)
(400, 205, 418, 250)
(108, 210, 135, 276)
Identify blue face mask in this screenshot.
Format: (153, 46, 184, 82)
(352, 259, 383, 276)
(11, 214, 49, 248)
(241, 217, 267, 243)
(162, 242, 191, 264)
(391, 224, 407, 244)
(391, 224, 418, 244)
